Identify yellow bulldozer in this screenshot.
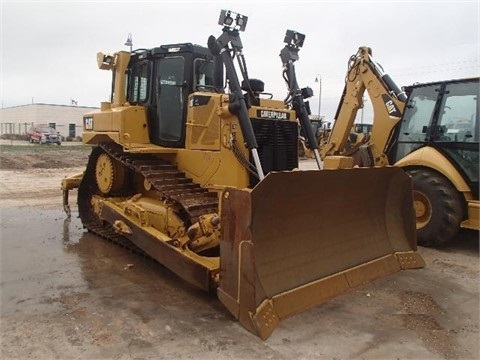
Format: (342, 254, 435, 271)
(62, 11, 424, 339)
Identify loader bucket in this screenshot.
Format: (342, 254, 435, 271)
(217, 166, 425, 340)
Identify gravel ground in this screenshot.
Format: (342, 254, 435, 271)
(0, 143, 478, 359)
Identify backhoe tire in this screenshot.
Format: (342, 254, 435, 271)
(407, 169, 464, 247)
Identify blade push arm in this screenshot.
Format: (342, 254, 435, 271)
(320, 47, 406, 166)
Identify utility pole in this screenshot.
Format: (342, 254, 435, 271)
(315, 74, 322, 119)
(361, 95, 367, 124)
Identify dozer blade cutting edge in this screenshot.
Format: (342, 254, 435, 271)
(218, 166, 425, 339)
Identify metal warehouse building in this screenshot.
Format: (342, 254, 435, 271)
(0, 103, 99, 139)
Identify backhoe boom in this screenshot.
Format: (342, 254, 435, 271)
(321, 46, 406, 166)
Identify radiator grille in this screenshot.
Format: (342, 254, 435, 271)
(250, 119, 298, 187)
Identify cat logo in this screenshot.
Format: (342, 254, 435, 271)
(257, 110, 290, 120)
(381, 94, 402, 118)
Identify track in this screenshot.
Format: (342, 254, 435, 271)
(77, 143, 219, 252)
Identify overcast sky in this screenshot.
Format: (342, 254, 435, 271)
(1, 0, 479, 122)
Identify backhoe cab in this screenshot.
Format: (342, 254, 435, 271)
(390, 78, 479, 245)
(61, 13, 424, 340)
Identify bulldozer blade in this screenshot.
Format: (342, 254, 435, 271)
(217, 166, 425, 340)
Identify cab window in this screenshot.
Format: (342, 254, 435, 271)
(129, 60, 149, 103)
(437, 81, 478, 142)
(194, 59, 215, 91)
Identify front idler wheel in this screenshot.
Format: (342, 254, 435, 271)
(95, 152, 125, 195)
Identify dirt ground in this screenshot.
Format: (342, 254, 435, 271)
(0, 145, 478, 359)
(0, 142, 91, 171)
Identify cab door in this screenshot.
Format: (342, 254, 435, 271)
(151, 56, 187, 148)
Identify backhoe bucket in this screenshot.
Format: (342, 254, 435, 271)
(218, 167, 425, 340)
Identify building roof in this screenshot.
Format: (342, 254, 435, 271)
(1, 103, 98, 110)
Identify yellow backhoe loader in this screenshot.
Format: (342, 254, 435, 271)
(61, 13, 424, 339)
(316, 46, 479, 246)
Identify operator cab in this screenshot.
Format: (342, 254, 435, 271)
(126, 44, 223, 148)
(389, 78, 479, 196)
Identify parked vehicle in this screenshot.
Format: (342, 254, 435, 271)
(27, 124, 61, 145)
(317, 46, 479, 246)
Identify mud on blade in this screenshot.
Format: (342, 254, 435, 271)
(218, 167, 425, 339)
